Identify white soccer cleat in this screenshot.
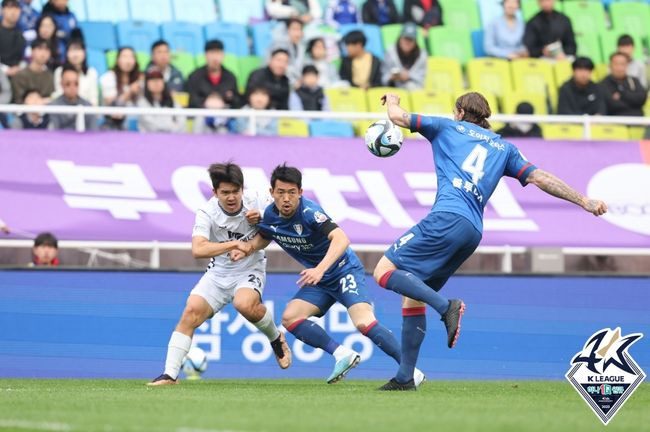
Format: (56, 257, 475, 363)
(414, 368, 426, 388)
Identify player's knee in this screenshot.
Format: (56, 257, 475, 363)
(180, 305, 204, 328)
(281, 310, 303, 330)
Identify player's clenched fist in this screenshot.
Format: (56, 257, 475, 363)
(583, 199, 608, 216)
(381, 93, 400, 106)
(245, 210, 262, 225)
(229, 250, 246, 262)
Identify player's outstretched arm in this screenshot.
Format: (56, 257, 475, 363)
(525, 169, 608, 216)
(297, 228, 350, 287)
(381, 93, 411, 129)
(191, 236, 252, 259)
(230, 233, 272, 262)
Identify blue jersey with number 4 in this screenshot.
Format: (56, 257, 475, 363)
(410, 114, 537, 232)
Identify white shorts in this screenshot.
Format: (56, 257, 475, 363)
(190, 263, 266, 315)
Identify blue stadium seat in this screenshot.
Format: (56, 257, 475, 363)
(116, 21, 161, 53)
(477, 0, 502, 28)
(87, 48, 108, 76)
(78, 21, 117, 52)
(218, 0, 265, 24)
(68, 0, 88, 21)
(471, 29, 486, 57)
(338, 24, 384, 59)
(203, 23, 249, 57)
(129, 0, 174, 23)
(251, 21, 279, 57)
(171, 0, 218, 24)
(161, 22, 205, 55)
(309, 120, 355, 138)
(86, 0, 130, 22)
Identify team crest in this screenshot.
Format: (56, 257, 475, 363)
(314, 211, 328, 224)
(456, 125, 466, 133)
(293, 224, 303, 235)
(565, 327, 645, 425)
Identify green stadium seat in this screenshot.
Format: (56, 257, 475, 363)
(600, 30, 645, 61)
(325, 88, 368, 112)
(366, 87, 412, 112)
(380, 24, 427, 51)
(510, 59, 557, 110)
(502, 91, 548, 115)
(106, 51, 150, 71)
(609, 2, 650, 41)
(590, 124, 630, 141)
(467, 58, 513, 101)
(410, 90, 454, 115)
(428, 27, 474, 65)
(541, 124, 584, 140)
(425, 57, 464, 94)
(563, 1, 606, 36)
(238, 56, 263, 93)
(575, 33, 603, 65)
(520, 0, 563, 22)
(171, 52, 196, 79)
(439, 0, 482, 30)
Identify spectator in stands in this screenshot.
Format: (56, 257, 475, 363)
(557, 57, 605, 116)
(149, 40, 184, 94)
(99, 46, 142, 130)
(484, 0, 527, 59)
(41, 0, 76, 43)
(340, 30, 382, 89)
(246, 48, 291, 110)
(600, 52, 647, 117)
(382, 22, 426, 89)
(137, 67, 186, 133)
(30, 232, 59, 267)
(0, 68, 10, 128)
(0, 0, 26, 77)
(18, 0, 39, 43)
(11, 89, 50, 129)
(361, 0, 399, 25)
(236, 86, 278, 136)
(185, 40, 240, 109)
(617, 35, 647, 90)
(53, 40, 98, 106)
(496, 102, 542, 138)
(32, 15, 64, 70)
(325, 0, 360, 28)
(403, 0, 442, 30)
(289, 65, 330, 111)
(11, 39, 54, 104)
(265, 0, 323, 25)
(523, 0, 575, 60)
(270, 18, 306, 85)
(192, 92, 235, 134)
(48, 65, 97, 131)
(303, 37, 342, 88)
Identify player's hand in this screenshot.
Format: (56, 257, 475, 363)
(583, 199, 608, 216)
(229, 250, 246, 261)
(381, 93, 400, 106)
(245, 210, 262, 225)
(297, 268, 324, 287)
(234, 240, 254, 256)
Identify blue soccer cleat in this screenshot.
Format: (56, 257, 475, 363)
(326, 352, 361, 384)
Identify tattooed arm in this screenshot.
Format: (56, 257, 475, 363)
(525, 169, 608, 216)
(381, 93, 411, 128)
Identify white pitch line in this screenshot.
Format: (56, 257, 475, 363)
(177, 428, 254, 432)
(0, 420, 72, 431)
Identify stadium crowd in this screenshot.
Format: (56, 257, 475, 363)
(0, 0, 648, 136)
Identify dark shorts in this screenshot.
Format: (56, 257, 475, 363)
(293, 265, 371, 316)
(384, 211, 482, 291)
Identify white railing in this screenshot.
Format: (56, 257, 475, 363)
(1, 104, 648, 138)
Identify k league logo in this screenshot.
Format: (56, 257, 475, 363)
(566, 328, 645, 425)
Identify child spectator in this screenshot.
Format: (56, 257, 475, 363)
(11, 89, 50, 129)
(236, 86, 278, 136)
(289, 65, 330, 111)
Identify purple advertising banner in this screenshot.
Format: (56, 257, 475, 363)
(1, 130, 649, 247)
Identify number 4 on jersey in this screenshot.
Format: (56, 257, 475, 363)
(462, 145, 488, 184)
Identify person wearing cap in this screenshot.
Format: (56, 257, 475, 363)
(381, 22, 427, 90)
(0, 0, 27, 77)
(30, 232, 59, 267)
(484, 0, 527, 59)
(48, 64, 96, 130)
(557, 57, 606, 116)
(11, 38, 54, 104)
(185, 39, 240, 109)
(137, 67, 186, 133)
(496, 102, 542, 138)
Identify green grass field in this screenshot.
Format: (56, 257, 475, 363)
(1, 379, 649, 432)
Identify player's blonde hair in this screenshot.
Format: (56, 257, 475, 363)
(455, 92, 491, 130)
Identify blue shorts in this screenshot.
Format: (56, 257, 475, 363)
(293, 265, 371, 316)
(384, 211, 482, 291)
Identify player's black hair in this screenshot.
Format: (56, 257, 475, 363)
(572, 56, 594, 71)
(343, 30, 366, 47)
(271, 164, 302, 189)
(34, 232, 58, 248)
(151, 39, 169, 52)
(302, 64, 318, 76)
(617, 34, 635, 47)
(610, 51, 630, 63)
(204, 39, 224, 52)
(208, 162, 244, 190)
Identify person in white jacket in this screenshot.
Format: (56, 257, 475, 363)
(265, 0, 322, 24)
(137, 67, 186, 133)
(381, 22, 427, 90)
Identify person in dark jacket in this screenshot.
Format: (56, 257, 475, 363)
(557, 57, 606, 115)
(361, 0, 399, 25)
(41, 0, 77, 43)
(496, 102, 543, 138)
(245, 48, 291, 110)
(523, 0, 575, 59)
(402, 0, 442, 29)
(600, 52, 647, 117)
(0, 0, 26, 77)
(289, 65, 330, 111)
(340, 30, 382, 88)
(148, 40, 185, 93)
(185, 40, 240, 109)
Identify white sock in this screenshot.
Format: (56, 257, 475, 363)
(163, 331, 192, 379)
(333, 345, 354, 361)
(253, 308, 281, 342)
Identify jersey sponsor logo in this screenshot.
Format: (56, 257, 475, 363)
(293, 224, 303, 235)
(313, 211, 328, 224)
(467, 129, 505, 151)
(566, 327, 645, 425)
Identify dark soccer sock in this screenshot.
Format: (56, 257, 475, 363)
(395, 307, 427, 384)
(380, 270, 450, 315)
(286, 319, 340, 354)
(362, 320, 401, 364)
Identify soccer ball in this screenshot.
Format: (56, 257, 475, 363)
(365, 120, 404, 157)
(182, 347, 208, 379)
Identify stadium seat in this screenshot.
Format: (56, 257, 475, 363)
(219, 53, 240, 76)
(172, 0, 218, 24)
(309, 120, 355, 137)
(68, 0, 87, 21)
(609, 2, 650, 41)
(425, 57, 464, 94)
(106, 50, 150, 70)
(439, 0, 482, 30)
(172, 91, 190, 108)
(278, 118, 310, 137)
(471, 30, 486, 58)
(510, 59, 557, 110)
(593, 63, 609, 81)
(380, 24, 426, 51)
(171, 52, 196, 78)
(86, 0, 130, 22)
(338, 24, 384, 59)
(251, 21, 279, 57)
(600, 30, 644, 61)
(478, 0, 502, 29)
(161, 22, 205, 55)
(218, 0, 266, 24)
(204, 23, 249, 57)
(467, 58, 513, 101)
(87, 48, 108, 76)
(325, 87, 368, 112)
(629, 126, 645, 140)
(116, 21, 161, 53)
(541, 124, 584, 140)
(455, 89, 499, 113)
(366, 87, 412, 112)
(553, 60, 572, 89)
(78, 21, 118, 52)
(576, 33, 603, 65)
(590, 124, 630, 141)
(410, 90, 454, 115)
(428, 27, 474, 65)
(130, 0, 173, 23)
(238, 56, 263, 93)
(563, 1, 606, 36)
(502, 92, 548, 115)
